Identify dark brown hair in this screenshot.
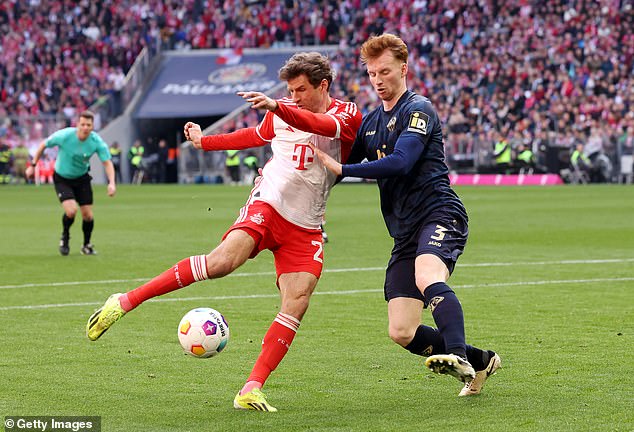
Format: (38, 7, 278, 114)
(279, 52, 334, 90)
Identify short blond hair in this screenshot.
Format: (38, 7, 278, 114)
(360, 33, 409, 64)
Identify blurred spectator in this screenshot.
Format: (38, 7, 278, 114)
(11, 140, 30, 184)
(129, 139, 144, 184)
(242, 151, 259, 184)
(2, 0, 632, 179)
(514, 143, 536, 174)
(109, 141, 122, 183)
(570, 142, 592, 184)
(157, 139, 169, 183)
(493, 132, 512, 174)
(36, 154, 55, 185)
(0, 139, 10, 184)
(225, 150, 241, 185)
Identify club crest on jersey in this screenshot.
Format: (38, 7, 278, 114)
(250, 212, 265, 224)
(407, 111, 429, 135)
(386, 116, 397, 132)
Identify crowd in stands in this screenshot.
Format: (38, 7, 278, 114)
(1, 0, 632, 181)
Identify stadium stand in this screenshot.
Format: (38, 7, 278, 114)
(1, 0, 632, 182)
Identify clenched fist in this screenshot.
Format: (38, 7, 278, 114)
(184, 122, 203, 148)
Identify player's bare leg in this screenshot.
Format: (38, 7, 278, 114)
(87, 230, 254, 340)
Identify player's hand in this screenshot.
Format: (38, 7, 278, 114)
(237, 91, 278, 111)
(308, 143, 342, 175)
(253, 167, 264, 185)
(25, 165, 35, 179)
(107, 183, 116, 197)
(185, 122, 203, 149)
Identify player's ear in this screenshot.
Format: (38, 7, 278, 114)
(401, 63, 407, 78)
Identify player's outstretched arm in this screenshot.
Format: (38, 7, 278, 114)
(238, 91, 278, 111)
(183, 121, 267, 152)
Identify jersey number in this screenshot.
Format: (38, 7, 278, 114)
(430, 225, 447, 241)
(311, 240, 323, 263)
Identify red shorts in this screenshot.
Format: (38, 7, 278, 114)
(223, 201, 324, 280)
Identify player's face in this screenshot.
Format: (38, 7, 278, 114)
(286, 75, 329, 113)
(366, 51, 407, 106)
(76, 117, 94, 141)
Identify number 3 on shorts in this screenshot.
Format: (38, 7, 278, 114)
(311, 240, 323, 263)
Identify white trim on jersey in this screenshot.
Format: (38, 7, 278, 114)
(326, 113, 341, 139)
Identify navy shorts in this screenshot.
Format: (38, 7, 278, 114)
(383, 213, 468, 302)
(54, 172, 93, 206)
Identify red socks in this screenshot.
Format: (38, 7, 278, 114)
(119, 255, 208, 312)
(242, 313, 300, 392)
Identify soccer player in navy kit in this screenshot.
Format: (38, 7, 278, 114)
(312, 34, 501, 396)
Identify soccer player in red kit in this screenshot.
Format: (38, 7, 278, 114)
(87, 52, 362, 412)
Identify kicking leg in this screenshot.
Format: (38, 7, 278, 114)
(87, 230, 254, 340)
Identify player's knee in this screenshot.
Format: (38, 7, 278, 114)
(388, 324, 414, 347)
(416, 275, 439, 293)
(65, 209, 77, 219)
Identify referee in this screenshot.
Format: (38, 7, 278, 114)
(27, 111, 116, 255)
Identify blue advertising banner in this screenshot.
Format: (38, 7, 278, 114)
(134, 47, 336, 119)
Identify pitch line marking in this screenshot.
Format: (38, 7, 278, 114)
(1, 276, 633, 311)
(1, 257, 633, 291)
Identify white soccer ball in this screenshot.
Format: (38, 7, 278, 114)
(177, 308, 230, 358)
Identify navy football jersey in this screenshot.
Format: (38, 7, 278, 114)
(348, 90, 467, 239)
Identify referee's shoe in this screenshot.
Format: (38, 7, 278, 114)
(81, 243, 97, 255)
(59, 235, 70, 256)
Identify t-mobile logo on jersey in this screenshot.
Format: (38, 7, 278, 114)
(292, 143, 314, 170)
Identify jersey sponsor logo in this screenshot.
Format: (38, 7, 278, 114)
(292, 143, 314, 170)
(386, 116, 397, 131)
(428, 296, 444, 312)
(365, 130, 376, 136)
(407, 111, 430, 135)
(250, 212, 265, 224)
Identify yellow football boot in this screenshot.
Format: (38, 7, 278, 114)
(233, 388, 278, 412)
(86, 293, 126, 341)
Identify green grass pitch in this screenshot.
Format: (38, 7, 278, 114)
(1, 184, 633, 431)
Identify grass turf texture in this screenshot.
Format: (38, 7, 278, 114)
(1, 184, 632, 431)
